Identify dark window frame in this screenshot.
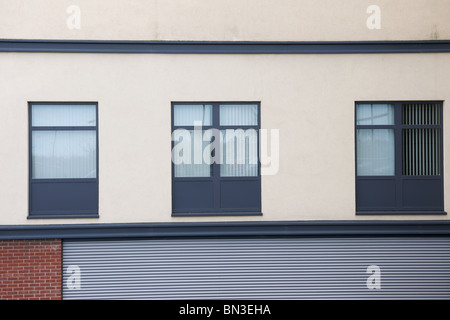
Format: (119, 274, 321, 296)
(171, 102, 262, 216)
(355, 101, 445, 215)
(28, 102, 99, 219)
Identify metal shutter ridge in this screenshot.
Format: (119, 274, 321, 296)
(62, 237, 450, 300)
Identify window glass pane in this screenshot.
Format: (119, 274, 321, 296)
(32, 130, 97, 179)
(403, 128, 441, 176)
(220, 104, 258, 126)
(32, 104, 96, 127)
(402, 103, 441, 125)
(172, 129, 212, 177)
(220, 129, 258, 177)
(173, 104, 212, 126)
(356, 104, 394, 125)
(357, 129, 395, 176)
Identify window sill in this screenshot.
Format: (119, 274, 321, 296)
(28, 213, 99, 219)
(172, 212, 263, 217)
(356, 211, 447, 216)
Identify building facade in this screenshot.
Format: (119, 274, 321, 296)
(1, 0, 450, 299)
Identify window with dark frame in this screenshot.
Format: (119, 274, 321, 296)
(171, 102, 261, 216)
(355, 101, 445, 215)
(29, 102, 99, 218)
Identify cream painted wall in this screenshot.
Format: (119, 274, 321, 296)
(0, 0, 449, 41)
(0, 51, 449, 225)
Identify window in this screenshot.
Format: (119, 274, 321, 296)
(355, 102, 445, 214)
(29, 103, 98, 218)
(171, 102, 261, 216)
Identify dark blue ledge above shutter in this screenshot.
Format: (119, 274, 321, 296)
(1, 40, 450, 54)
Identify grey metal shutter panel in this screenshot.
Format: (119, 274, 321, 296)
(62, 237, 450, 300)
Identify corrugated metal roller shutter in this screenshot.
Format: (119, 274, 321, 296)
(63, 237, 450, 299)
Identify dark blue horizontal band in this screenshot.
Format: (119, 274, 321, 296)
(1, 39, 450, 54)
(1, 220, 450, 240)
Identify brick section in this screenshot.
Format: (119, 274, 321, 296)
(0, 239, 62, 300)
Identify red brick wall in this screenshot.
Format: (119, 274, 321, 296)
(0, 239, 62, 300)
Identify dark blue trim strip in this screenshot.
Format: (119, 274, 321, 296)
(356, 211, 447, 215)
(1, 40, 450, 54)
(1, 220, 450, 240)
